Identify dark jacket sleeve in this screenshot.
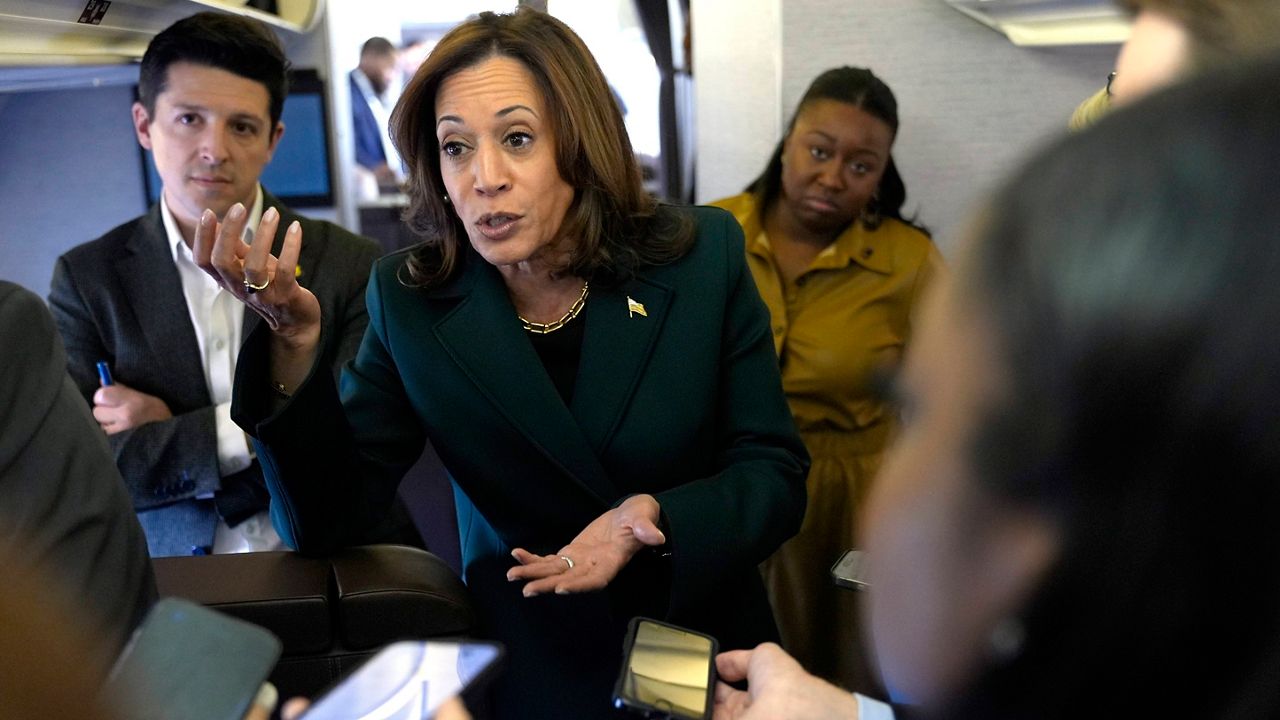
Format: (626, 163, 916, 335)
(653, 209, 809, 618)
(323, 225, 380, 381)
(0, 281, 157, 661)
(236, 261, 422, 554)
(48, 254, 221, 509)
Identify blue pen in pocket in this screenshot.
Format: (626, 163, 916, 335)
(96, 361, 114, 387)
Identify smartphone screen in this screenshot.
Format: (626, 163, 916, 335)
(300, 640, 503, 720)
(613, 618, 717, 720)
(103, 597, 281, 720)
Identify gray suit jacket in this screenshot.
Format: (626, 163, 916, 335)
(49, 191, 379, 556)
(0, 281, 156, 660)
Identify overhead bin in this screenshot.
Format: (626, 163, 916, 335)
(944, 0, 1131, 46)
(0, 0, 324, 65)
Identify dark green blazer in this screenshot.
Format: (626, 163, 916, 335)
(238, 205, 808, 718)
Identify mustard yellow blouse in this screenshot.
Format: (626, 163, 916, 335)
(711, 192, 944, 437)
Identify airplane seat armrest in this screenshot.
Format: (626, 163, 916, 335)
(151, 544, 477, 699)
(152, 550, 332, 654)
(331, 544, 476, 649)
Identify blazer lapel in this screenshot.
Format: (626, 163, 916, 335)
(570, 275, 671, 455)
(433, 259, 618, 504)
(116, 207, 211, 405)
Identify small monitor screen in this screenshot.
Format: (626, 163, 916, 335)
(140, 69, 334, 207)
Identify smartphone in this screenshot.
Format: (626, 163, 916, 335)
(613, 617, 717, 720)
(102, 597, 282, 720)
(831, 549, 870, 591)
(300, 640, 504, 720)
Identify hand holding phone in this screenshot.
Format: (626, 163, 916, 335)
(299, 640, 503, 720)
(613, 618, 718, 720)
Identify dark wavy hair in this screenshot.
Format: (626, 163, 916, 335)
(137, 12, 289, 129)
(940, 57, 1280, 720)
(745, 66, 925, 234)
(390, 8, 693, 288)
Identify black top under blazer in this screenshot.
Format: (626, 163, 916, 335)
(236, 205, 809, 718)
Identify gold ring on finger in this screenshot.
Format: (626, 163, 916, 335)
(243, 273, 271, 294)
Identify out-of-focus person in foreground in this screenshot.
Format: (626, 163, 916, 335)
(1070, 0, 1280, 128)
(715, 55, 1280, 720)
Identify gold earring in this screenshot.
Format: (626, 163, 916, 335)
(861, 194, 882, 230)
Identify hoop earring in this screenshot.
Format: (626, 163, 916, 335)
(860, 194, 882, 230)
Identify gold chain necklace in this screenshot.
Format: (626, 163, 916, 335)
(518, 281, 589, 334)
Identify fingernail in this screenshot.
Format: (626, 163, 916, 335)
(523, 587, 536, 598)
(288, 220, 301, 235)
(263, 207, 278, 223)
(555, 587, 569, 595)
(252, 682, 278, 713)
(228, 203, 245, 220)
(200, 209, 215, 226)
(506, 572, 516, 582)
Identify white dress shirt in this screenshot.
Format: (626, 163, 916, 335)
(160, 187, 283, 554)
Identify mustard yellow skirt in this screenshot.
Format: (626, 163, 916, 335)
(761, 426, 888, 695)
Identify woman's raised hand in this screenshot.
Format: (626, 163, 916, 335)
(192, 202, 322, 352)
(507, 494, 666, 597)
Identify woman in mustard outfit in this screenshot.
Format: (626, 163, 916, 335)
(711, 67, 943, 694)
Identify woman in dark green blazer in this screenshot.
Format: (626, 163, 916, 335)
(199, 9, 808, 718)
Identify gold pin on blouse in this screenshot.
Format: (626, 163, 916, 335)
(627, 296, 647, 318)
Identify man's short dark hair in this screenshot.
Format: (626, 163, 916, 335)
(137, 12, 290, 128)
(360, 37, 397, 59)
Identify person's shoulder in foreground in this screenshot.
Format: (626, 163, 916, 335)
(0, 280, 157, 660)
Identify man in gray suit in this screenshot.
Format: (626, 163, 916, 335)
(49, 12, 383, 557)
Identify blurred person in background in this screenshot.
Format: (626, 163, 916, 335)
(351, 36, 406, 195)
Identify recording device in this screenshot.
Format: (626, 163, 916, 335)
(299, 640, 504, 720)
(102, 597, 282, 720)
(613, 617, 717, 720)
(830, 549, 870, 591)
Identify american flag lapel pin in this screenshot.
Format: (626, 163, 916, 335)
(627, 296, 647, 318)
